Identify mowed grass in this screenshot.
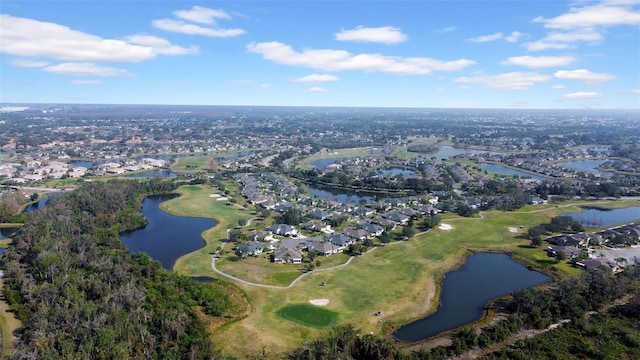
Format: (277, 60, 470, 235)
(163, 184, 254, 276)
(165, 186, 639, 357)
(276, 304, 339, 328)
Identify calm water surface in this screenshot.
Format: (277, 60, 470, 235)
(555, 160, 615, 177)
(393, 253, 550, 342)
(562, 206, 640, 227)
(120, 195, 215, 270)
(481, 164, 546, 181)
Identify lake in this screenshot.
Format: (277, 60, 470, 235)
(308, 184, 376, 204)
(310, 157, 351, 169)
(562, 206, 640, 228)
(555, 160, 615, 177)
(120, 195, 216, 270)
(124, 168, 177, 178)
(428, 146, 502, 160)
(480, 164, 546, 181)
(393, 253, 550, 342)
(377, 167, 418, 178)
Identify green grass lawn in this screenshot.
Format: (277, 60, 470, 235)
(163, 185, 638, 357)
(276, 304, 339, 328)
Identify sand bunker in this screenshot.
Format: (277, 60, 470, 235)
(209, 194, 221, 198)
(508, 227, 520, 233)
(439, 223, 453, 230)
(309, 299, 330, 306)
(216, 197, 228, 201)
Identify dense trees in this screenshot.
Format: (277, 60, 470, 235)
(2, 179, 240, 359)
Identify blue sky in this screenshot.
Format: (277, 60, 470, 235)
(1, 0, 639, 108)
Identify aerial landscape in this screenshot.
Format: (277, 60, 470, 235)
(0, 1, 639, 359)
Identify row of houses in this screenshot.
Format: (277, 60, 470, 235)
(545, 223, 640, 272)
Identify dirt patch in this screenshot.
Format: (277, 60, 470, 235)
(508, 227, 519, 233)
(309, 298, 330, 306)
(216, 197, 229, 201)
(209, 194, 221, 198)
(438, 223, 453, 230)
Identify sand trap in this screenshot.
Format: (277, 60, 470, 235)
(209, 194, 221, 198)
(439, 223, 453, 230)
(216, 197, 228, 201)
(508, 227, 520, 233)
(310, 299, 330, 306)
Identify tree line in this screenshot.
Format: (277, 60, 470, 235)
(1, 179, 243, 359)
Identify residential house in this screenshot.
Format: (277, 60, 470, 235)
(342, 227, 368, 241)
(273, 248, 303, 264)
(307, 240, 340, 257)
(382, 211, 410, 225)
(361, 222, 385, 238)
(547, 245, 580, 259)
(328, 233, 354, 251)
(235, 242, 265, 258)
(267, 224, 298, 237)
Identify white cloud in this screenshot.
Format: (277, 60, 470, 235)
(0, 14, 196, 64)
(43, 63, 131, 77)
(173, 6, 230, 24)
(9, 59, 49, 68)
(469, 32, 504, 42)
(455, 72, 552, 90)
(124, 34, 198, 55)
(505, 31, 523, 42)
(563, 91, 603, 99)
(469, 31, 522, 43)
(335, 26, 408, 44)
(533, 4, 640, 29)
(152, 19, 245, 37)
(247, 41, 475, 75)
(551, 84, 567, 89)
(0, 14, 156, 62)
(293, 74, 340, 82)
(554, 68, 616, 83)
(308, 86, 328, 92)
(502, 55, 576, 68)
(258, 83, 272, 88)
(524, 28, 603, 51)
(435, 26, 457, 34)
(70, 80, 103, 85)
(631, 89, 640, 94)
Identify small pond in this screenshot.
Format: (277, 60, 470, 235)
(562, 206, 640, 228)
(120, 195, 216, 270)
(310, 157, 351, 169)
(480, 164, 546, 181)
(377, 167, 417, 178)
(307, 184, 393, 204)
(555, 160, 615, 177)
(393, 253, 550, 342)
(124, 168, 177, 178)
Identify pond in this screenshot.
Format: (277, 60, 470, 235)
(428, 146, 502, 160)
(124, 168, 177, 178)
(0, 227, 19, 239)
(221, 150, 256, 161)
(393, 253, 550, 342)
(310, 157, 351, 169)
(376, 167, 417, 178)
(308, 184, 378, 204)
(480, 164, 546, 181)
(555, 160, 615, 177)
(120, 195, 216, 270)
(562, 206, 640, 228)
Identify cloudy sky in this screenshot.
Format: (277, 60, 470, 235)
(1, 0, 639, 108)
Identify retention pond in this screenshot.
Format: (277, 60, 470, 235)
(393, 252, 550, 342)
